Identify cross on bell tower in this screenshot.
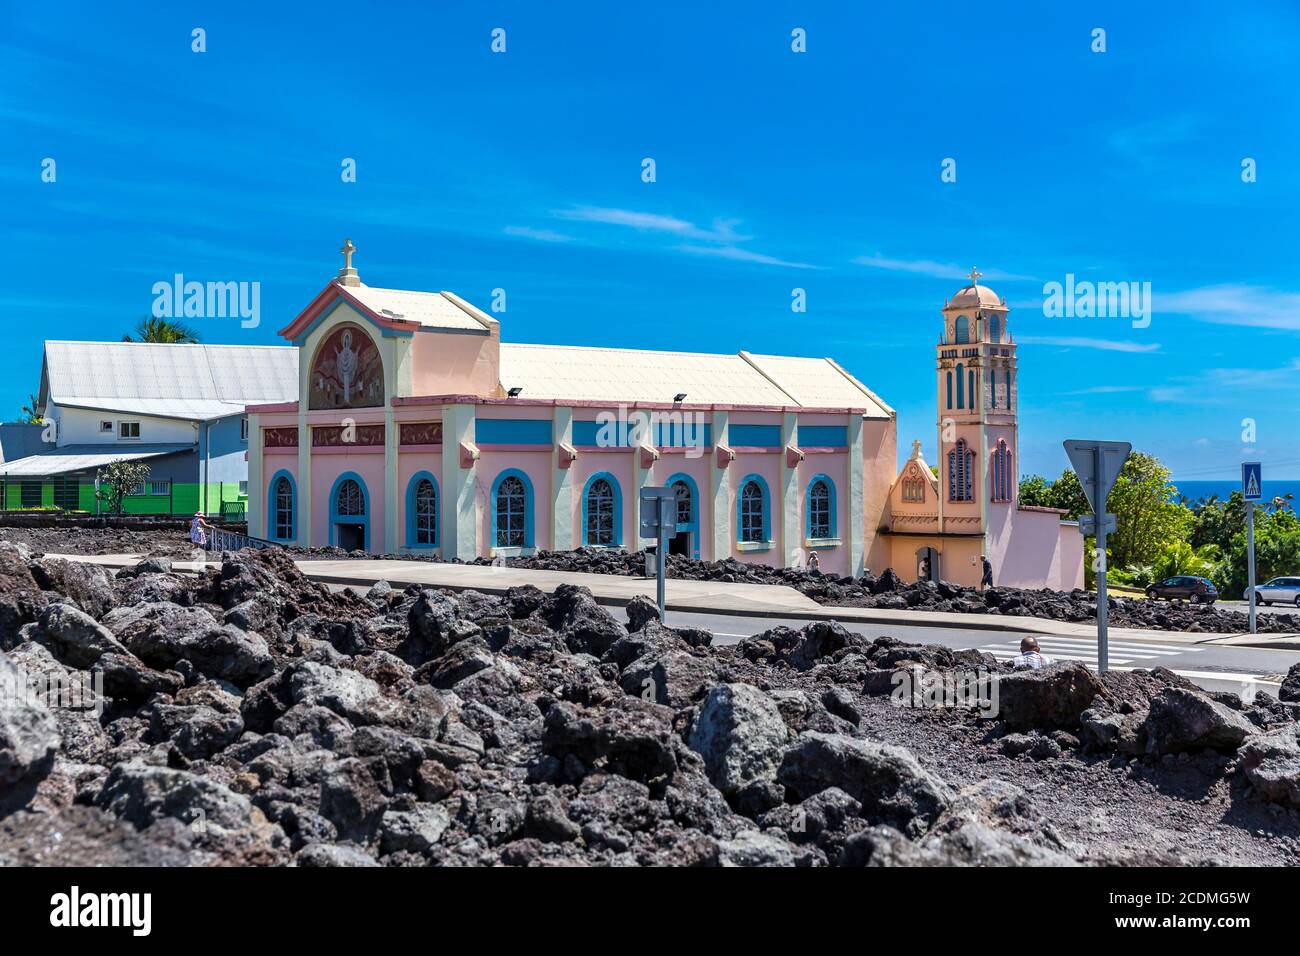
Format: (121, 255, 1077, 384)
(934, 268, 1018, 530)
(337, 238, 360, 287)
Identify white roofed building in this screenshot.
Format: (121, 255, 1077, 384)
(0, 341, 297, 515)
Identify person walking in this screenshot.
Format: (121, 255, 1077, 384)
(979, 553, 994, 590)
(190, 511, 213, 548)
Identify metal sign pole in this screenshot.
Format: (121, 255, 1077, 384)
(1094, 445, 1109, 673)
(657, 525, 667, 620)
(1242, 462, 1262, 636)
(1247, 503, 1257, 635)
(1064, 439, 1130, 676)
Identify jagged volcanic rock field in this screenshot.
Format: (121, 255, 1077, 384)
(3, 528, 1289, 635)
(2, 540, 1300, 866)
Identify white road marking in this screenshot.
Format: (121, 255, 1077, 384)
(975, 636, 1203, 667)
(1011, 636, 1198, 654)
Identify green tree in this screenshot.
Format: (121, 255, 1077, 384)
(122, 317, 200, 344)
(1106, 452, 1190, 568)
(95, 460, 152, 516)
(1152, 540, 1220, 580)
(1017, 469, 1088, 518)
(1017, 474, 1052, 507)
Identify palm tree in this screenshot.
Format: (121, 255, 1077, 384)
(19, 393, 42, 424)
(122, 317, 200, 344)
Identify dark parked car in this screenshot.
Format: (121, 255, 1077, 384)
(1145, 576, 1218, 604)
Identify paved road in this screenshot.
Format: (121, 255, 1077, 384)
(1217, 599, 1300, 617)
(635, 608, 1300, 693)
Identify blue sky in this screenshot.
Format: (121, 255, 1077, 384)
(3, 1, 1299, 481)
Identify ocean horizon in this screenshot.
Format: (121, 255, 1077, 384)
(1170, 479, 1300, 504)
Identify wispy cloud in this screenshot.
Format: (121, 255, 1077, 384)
(852, 254, 1034, 282)
(555, 206, 746, 242)
(1059, 384, 1145, 396)
(1202, 359, 1300, 389)
(1156, 284, 1300, 331)
(504, 225, 574, 243)
(676, 244, 819, 270)
(1016, 336, 1160, 353)
(553, 205, 813, 269)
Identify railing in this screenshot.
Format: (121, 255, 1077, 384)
(205, 526, 277, 553)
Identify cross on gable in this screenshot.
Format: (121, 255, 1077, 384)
(968, 266, 983, 286)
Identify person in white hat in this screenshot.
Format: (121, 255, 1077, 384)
(189, 511, 213, 547)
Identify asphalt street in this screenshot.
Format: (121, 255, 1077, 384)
(637, 608, 1300, 694)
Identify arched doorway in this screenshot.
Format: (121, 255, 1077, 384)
(666, 474, 700, 558)
(330, 473, 370, 551)
(916, 546, 941, 583)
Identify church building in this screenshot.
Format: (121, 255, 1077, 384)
(246, 244, 1082, 590)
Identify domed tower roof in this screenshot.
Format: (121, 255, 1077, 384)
(943, 268, 1008, 311)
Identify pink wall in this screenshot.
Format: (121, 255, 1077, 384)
(986, 503, 1079, 590)
(861, 418, 896, 575)
(1058, 524, 1085, 590)
(570, 452, 637, 549)
(409, 325, 500, 398)
(311, 453, 387, 551)
(476, 450, 552, 552)
(397, 451, 442, 550)
(727, 452, 781, 565)
(793, 454, 847, 575)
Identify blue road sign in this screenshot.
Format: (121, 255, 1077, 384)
(1242, 462, 1263, 501)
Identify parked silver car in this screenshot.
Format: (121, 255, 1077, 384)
(1244, 576, 1300, 606)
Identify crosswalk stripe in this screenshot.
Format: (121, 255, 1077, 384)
(976, 647, 1134, 664)
(977, 638, 1193, 656)
(1014, 636, 1199, 653)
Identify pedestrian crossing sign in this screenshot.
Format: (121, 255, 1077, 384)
(1242, 462, 1262, 501)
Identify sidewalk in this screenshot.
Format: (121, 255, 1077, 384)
(50, 551, 1300, 646)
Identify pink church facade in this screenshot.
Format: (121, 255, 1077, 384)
(247, 248, 1082, 591)
(879, 272, 1084, 590)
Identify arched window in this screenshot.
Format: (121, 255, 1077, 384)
(407, 475, 438, 546)
(955, 315, 969, 344)
(739, 478, 767, 543)
(902, 470, 926, 502)
(989, 313, 1002, 343)
(948, 439, 974, 501)
(969, 368, 975, 407)
(807, 478, 834, 539)
(1005, 369, 1013, 408)
(336, 478, 364, 516)
(584, 476, 618, 546)
(955, 362, 965, 409)
(495, 474, 528, 548)
(270, 473, 294, 540)
(672, 479, 692, 527)
(945, 371, 953, 409)
(992, 441, 1013, 502)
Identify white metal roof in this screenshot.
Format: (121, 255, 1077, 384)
(498, 343, 891, 415)
(42, 341, 299, 421)
(742, 353, 894, 416)
(0, 443, 194, 477)
(344, 286, 496, 333)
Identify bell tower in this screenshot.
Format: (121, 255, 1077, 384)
(934, 268, 1017, 538)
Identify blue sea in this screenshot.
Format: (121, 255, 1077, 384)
(1172, 480, 1300, 505)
